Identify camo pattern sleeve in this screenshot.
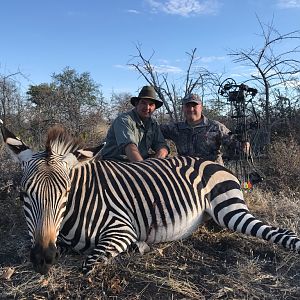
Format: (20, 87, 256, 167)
(160, 116, 236, 165)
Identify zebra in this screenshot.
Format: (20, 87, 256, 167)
(1, 122, 299, 275)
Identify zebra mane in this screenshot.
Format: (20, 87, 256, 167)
(45, 125, 82, 156)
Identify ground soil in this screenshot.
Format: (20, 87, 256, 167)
(0, 176, 300, 299)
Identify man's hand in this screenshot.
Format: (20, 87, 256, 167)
(154, 147, 169, 159)
(242, 142, 251, 156)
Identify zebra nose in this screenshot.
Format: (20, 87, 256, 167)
(30, 243, 59, 274)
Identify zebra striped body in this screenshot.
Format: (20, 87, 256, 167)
(60, 158, 220, 250)
(1, 124, 299, 274)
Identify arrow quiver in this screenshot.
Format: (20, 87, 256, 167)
(218, 78, 264, 190)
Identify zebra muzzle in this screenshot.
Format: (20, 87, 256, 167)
(30, 242, 59, 274)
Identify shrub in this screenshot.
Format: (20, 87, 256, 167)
(264, 136, 300, 192)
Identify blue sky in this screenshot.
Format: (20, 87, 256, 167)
(1, 0, 300, 99)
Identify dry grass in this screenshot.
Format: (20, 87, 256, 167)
(1, 140, 300, 299)
(264, 136, 300, 193)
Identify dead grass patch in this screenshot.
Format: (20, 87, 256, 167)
(1, 143, 300, 299)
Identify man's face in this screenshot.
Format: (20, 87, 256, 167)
(135, 98, 156, 120)
(183, 102, 203, 125)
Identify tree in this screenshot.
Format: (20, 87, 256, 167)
(52, 67, 105, 133)
(27, 83, 59, 146)
(28, 67, 106, 128)
(107, 91, 132, 122)
(26, 67, 106, 146)
(129, 45, 222, 122)
(27, 83, 59, 120)
(0, 72, 26, 132)
(228, 17, 300, 141)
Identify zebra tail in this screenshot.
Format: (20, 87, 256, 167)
(206, 176, 300, 253)
(219, 208, 300, 253)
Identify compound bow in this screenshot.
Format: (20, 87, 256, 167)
(218, 78, 264, 189)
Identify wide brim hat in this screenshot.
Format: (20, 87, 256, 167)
(130, 85, 164, 109)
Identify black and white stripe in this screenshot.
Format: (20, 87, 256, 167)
(57, 156, 299, 273)
(2, 125, 299, 274)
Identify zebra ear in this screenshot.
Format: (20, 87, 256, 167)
(74, 143, 105, 162)
(62, 143, 104, 168)
(62, 153, 80, 169)
(0, 120, 33, 162)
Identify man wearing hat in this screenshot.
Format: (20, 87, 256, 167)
(160, 93, 246, 165)
(101, 85, 169, 162)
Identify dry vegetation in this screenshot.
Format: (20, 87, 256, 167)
(0, 139, 300, 300)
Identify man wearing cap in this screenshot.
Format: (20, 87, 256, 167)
(101, 85, 169, 162)
(160, 93, 245, 165)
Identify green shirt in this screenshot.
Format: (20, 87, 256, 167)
(101, 109, 168, 161)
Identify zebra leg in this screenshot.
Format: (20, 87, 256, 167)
(82, 229, 138, 274)
(82, 240, 133, 275)
(82, 244, 113, 275)
(209, 188, 300, 252)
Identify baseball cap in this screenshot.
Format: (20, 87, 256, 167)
(181, 93, 202, 105)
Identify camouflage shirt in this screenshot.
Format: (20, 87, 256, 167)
(101, 109, 169, 161)
(160, 115, 235, 164)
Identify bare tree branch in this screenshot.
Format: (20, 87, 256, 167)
(228, 16, 300, 140)
(129, 45, 220, 122)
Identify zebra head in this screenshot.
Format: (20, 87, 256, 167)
(0, 123, 102, 274)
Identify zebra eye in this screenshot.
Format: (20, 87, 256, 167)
(20, 191, 28, 202)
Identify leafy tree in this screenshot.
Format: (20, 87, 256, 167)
(107, 91, 132, 122)
(27, 83, 58, 120)
(52, 67, 105, 133)
(26, 83, 59, 146)
(26, 67, 106, 146)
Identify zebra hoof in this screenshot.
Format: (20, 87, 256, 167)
(135, 241, 151, 254)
